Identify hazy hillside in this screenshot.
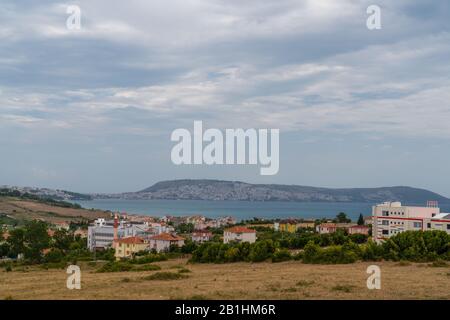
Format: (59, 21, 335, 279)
(96, 179, 450, 204)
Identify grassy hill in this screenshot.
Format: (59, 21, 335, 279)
(0, 196, 110, 225)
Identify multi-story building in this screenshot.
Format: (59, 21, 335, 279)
(114, 236, 149, 260)
(372, 201, 450, 243)
(87, 217, 149, 251)
(223, 226, 256, 244)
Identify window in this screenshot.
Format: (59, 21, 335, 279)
(382, 230, 389, 235)
(447, 224, 450, 230)
(382, 211, 389, 216)
(427, 223, 431, 228)
(413, 222, 422, 228)
(381, 220, 389, 226)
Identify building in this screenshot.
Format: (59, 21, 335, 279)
(363, 216, 373, 225)
(149, 233, 185, 253)
(114, 236, 149, 260)
(276, 220, 297, 233)
(191, 231, 213, 243)
(223, 226, 256, 244)
(316, 223, 368, 235)
(87, 215, 149, 251)
(316, 223, 337, 234)
(372, 201, 450, 243)
(347, 225, 370, 235)
(146, 222, 175, 236)
(53, 221, 70, 230)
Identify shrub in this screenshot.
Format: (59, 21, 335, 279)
(249, 240, 275, 262)
(143, 272, 188, 281)
(331, 284, 354, 293)
(96, 261, 133, 273)
(44, 248, 65, 263)
(130, 253, 168, 264)
(272, 249, 292, 263)
(428, 260, 448, 268)
(132, 264, 161, 271)
(178, 268, 191, 273)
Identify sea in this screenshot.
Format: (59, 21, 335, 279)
(74, 199, 450, 222)
(74, 199, 379, 221)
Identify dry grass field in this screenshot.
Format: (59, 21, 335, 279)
(0, 197, 109, 223)
(1, 259, 449, 300)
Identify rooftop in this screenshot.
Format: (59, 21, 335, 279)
(116, 236, 145, 244)
(150, 233, 185, 241)
(225, 226, 256, 233)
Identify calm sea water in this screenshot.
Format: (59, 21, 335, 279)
(74, 199, 376, 221)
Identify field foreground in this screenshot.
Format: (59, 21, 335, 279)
(1, 259, 449, 300)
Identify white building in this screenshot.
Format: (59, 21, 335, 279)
(223, 226, 256, 244)
(87, 218, 149, 251)
(372, 201, 450, 243)
(148, 233, 185, 252)
(191, 231, 213, 243)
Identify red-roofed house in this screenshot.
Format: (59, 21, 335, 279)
(114, 236, 149, 259)
(149, 233, 185, 253)
(223, 226, 256, 244)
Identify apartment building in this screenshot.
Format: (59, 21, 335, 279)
(372, 201, 450, 243)
(114, 236, 148, 260)
(87, 217, 149, 251)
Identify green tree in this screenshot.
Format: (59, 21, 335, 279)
(335, 212, 351, 223)
(6, 228, 26, 258)
(357, 213, 364, 226)
(23, 220, 51, 263)
(52, 229, 73, 251)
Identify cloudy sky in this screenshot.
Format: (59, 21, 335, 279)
(1, 0, 450, 195)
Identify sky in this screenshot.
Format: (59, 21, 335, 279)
(1, 0, 450, 196)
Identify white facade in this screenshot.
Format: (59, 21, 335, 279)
(148, 233, 185, 252)
(372, 202, 450, 243)
(223, 227, 256, 244)
(191, 231, 213, 243)
(88, 220, 149, 251)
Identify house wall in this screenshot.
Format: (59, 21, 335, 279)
(223, 232, 256, 244)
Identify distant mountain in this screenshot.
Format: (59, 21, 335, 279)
(94, 179, 450, 204)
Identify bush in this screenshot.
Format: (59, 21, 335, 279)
(132, 264, 161, 271)
(130, 253, 168, 264)
(96, 261, 133, 273)
(44, 248, 65, 263)
(302, 241, 359, 264)
(272, 249, 292, 263)
(97, 261, 162, 272)
(249, 240, 275, 262)
(143, 272, 188, 281)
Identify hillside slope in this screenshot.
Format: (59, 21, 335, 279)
(100, 179, 450, 203)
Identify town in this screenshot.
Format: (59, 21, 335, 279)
(2, 200, 448, 262)
(1, 199, 449, 300)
